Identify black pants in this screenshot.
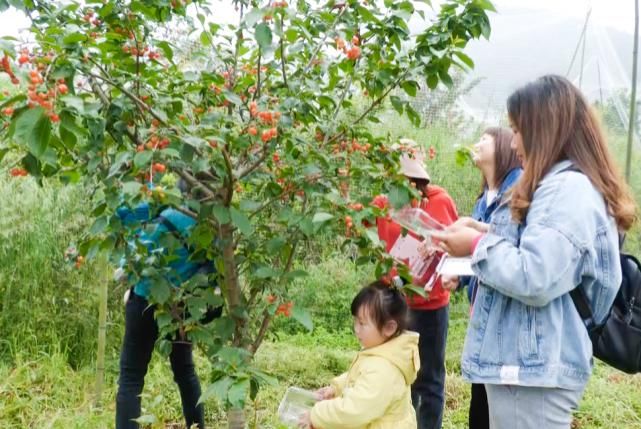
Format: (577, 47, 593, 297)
(115, 292, 205, 429)
(469, 383, 489, 429)
(410, 305, 449, 429)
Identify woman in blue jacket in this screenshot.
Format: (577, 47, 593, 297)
(115, 196, 220, 429)
(433, 75, 636, 429)
(463, 126, 522, 429)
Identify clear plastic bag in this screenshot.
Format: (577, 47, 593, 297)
(278, 386, 318, 427)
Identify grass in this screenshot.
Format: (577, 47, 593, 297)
(2, 285, 640, 428)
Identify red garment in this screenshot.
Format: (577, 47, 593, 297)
(372, 185, 458, 310)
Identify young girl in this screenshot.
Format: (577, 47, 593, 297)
(301, 281, 420, 429)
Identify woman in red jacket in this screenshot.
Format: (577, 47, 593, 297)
(371, 139, 458, 429)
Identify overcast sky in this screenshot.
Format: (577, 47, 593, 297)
(0, 0, 638, 38)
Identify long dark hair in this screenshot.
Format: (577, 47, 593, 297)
(507, 75, 636, 230)
(479, 126, 520, 193)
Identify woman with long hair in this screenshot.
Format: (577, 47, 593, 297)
(433, 75, 636, 428)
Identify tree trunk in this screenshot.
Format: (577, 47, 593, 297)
(227, 407, 246, 429)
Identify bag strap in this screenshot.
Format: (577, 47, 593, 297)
(569, 287, 596, 328)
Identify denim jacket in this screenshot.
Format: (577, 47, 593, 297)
(462, 168, 522, 302)
(462, 160, 621, 390)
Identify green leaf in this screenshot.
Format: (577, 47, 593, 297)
(255, 266, 278, 278)
(199, 376, 234, 405)
(312, 212, 334, 223)
(474, 0, 497, 13)
(390, 95, 405, 114)
(200, 31, 212, 46)
(212, 205, 231, 224)
(356, 5, 379, 22)
(89, 216, 109, 235)
(453, 51, 474, 69)
(12, 107, 51, 158)
(157, 41, 174, 62)
(63, 32, 86, 44)
(61, 95, 84, 112)
(455, 147, 473, 167)
(438, 69, 453, 87)
(228, 379, 250, 408)
(255, 23, 272, 50)
(122, 181, 142, 197)
(266, 237, 285, 253)
(426, 74, 439, 90)
(406, 105, 421, 127)
(134, 150, 153, 168)
(134, 415, 157, 425)
(365, 229, 382, 247)
(230, 207, 252, 235)
(401, 80, 419, 97)
(149, 280, 171, 304)
(403, 284, 427, 298)
(389, 184, 410, 208)
(283, 269, 308, 282)
(292, 306, 313, 331)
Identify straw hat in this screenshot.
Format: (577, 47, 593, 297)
(394, 138, 431, 181)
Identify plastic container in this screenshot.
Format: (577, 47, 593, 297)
(278, 386, 318, 427)
(390, 207, 445, 243)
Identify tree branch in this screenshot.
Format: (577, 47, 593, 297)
(327, 70, 411, 145)
(237, 146, 269, 179)
(279, 17, 289, 91)
(174, 169, 218, 200)
(221, 148, 235, 206)
(303, 6, 347, 75)
(249, 310, 272, 355)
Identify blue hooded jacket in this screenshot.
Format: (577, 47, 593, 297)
(116, 202, 214, 299)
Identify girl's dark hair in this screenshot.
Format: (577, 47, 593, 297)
(351, 281, 408, 337)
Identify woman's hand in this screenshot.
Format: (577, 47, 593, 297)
(315, 386, 335, 400)
(440, 274, 459, 291)
(432, 226, 483, 257)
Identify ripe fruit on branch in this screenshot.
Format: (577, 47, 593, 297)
(152, 163, 166, 173)
(346, 46, 361, 60)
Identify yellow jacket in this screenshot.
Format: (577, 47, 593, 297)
(310, 331, 420, 429)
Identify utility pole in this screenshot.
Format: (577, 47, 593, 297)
(626, 0, 639, 183)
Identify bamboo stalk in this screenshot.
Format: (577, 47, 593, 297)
(93, 275, 109, 407)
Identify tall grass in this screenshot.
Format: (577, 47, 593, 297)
(0, 177, 118, 368)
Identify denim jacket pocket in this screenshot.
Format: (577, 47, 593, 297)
(519, 306, 544, 365)
(478, 291, 506, 365)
